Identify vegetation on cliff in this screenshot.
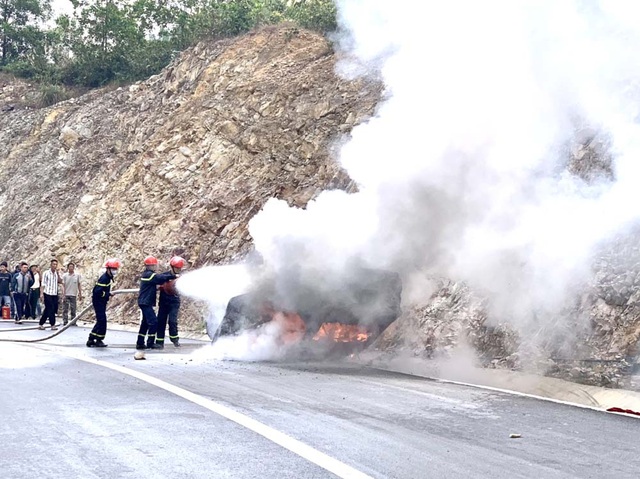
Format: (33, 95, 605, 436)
(1, 0, 336, 90)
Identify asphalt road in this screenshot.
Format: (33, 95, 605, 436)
(1, 322, 639, 479)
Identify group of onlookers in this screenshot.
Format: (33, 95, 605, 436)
(1, 255, 185, 350)
(0, 258, 82, 329)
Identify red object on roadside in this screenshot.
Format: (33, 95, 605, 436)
(1, 305, 10, 320)
(607, 407, 640, 416)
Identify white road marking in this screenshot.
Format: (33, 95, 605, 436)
(38, 346, 374, 479)
(369, 365, 640, 419)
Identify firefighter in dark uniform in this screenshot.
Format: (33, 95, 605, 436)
(156, 256, 185, 349)
(136, 256, 177, 350)
(86, 258, 121, 348)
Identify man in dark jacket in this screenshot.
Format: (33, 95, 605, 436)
(0, 262, 12, 316)
(156, 256, 185, 349)
(86, 258, 121, 348)
(11, 262, 32, 324)
(136, 256, 176, 350)
(11, 263, 20, 319)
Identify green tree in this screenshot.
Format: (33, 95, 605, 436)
(62, 0, 149, 86)
(286, 0, 336, 32)
(0, 0, 51, 65)
(3, 0, 339, 87)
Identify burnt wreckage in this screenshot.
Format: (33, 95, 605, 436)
(215, 268, 402, 348)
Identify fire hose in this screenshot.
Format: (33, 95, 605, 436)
(0, 289, 138, 343)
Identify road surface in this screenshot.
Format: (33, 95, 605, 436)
(0, 322, 638, 478)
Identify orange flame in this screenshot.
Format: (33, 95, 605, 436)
(271, 311, 306, 344)
(312, 323, 369, 342)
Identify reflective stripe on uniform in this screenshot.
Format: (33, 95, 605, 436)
(140, 273, 156, 282)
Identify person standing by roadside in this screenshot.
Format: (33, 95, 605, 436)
(28, 265, 41, 320)
(38, 259, 62, 330)
(11, 263, 20, 319)
(62, 262, 83, 326)
(87, 258, 121, 348)
(23, 265, 32, 319)
(156, 256, 185, 349)
(0, 262, 12, 315)
(11, 262, 31, 324)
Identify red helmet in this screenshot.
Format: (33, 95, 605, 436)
(170, 256, 186, 268)
(144, 256, 158, 266)
(105, 258, 121, 269)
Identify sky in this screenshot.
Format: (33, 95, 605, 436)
(52, 0, 73, 16)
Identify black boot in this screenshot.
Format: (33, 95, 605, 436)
(94, 339, 108, 348)
(136, 343, 146, 350)
(171, 339, 181, 348)
(146, 336, 161, 350)
(86, 338, 96, 347)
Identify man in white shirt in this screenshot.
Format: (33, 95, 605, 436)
(62, 262, 83, 326)
(38, 259, 62, 330)
(28, 264, 41, 320)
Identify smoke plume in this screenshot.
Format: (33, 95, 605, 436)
(180, 1, 640, 361)
(249, 1, 640, 348)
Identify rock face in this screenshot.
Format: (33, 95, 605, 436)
(373, 169, 640, 388)
(370, 125, 640, 388)
(373, 280, 520, 369)
(0, 26, 380, 325)
(0, 74, 38, 110)
(2, 27, 639, 387)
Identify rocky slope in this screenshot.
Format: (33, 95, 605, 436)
(370, 132, 640, 388)
(0, 26, 380, 326)
(2, 26, 639, 387)
(374, 201, 640, 388)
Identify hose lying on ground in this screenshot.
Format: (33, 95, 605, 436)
(0, 289, 138, 343)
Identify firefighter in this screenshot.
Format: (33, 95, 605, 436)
(136, 256, 177, 350)
(156, 256, 185, 349)
(86, 258, 121, 348)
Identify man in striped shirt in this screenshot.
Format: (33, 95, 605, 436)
(38, 259, 63, 330)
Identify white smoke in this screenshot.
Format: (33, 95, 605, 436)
(190, 311, 306, 362)
(176, 264, 252, 338)
(248, 1, 640, 346)
(178, 263, 309, 361)
(178, 1, 640, 362)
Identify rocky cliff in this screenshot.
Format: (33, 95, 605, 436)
(2, 26, 639, 387)
(0, 26, 380, 326)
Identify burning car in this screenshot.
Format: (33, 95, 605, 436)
(212, 267, 402, 353)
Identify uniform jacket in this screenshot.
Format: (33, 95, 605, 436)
(138, 270, 175, 307)
(92, 272, 114, 302)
